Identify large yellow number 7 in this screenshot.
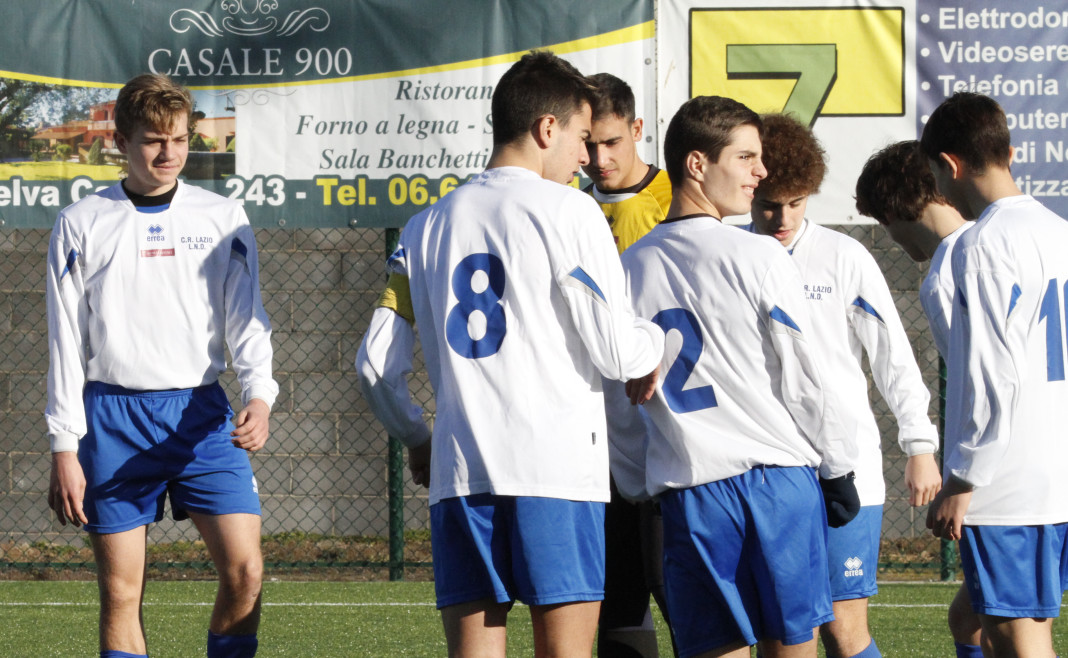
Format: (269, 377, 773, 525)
(726, 44, 837, 128)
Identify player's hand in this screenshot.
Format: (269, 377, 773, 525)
(231, 398, 270, 452)
(625, 364, 660, 406)
(49, 451, 88, 527)
(819, 471, 860, 527)
(408, 440, 431, 488)
(926, 477, 973, 541)
(905, 453, 942, 506)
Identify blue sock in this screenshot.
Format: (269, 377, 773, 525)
(850, 639, 882, 658)
(100, 652, 148, 658)
(954, 642, 983, 658)
(207, 631, 258, 658)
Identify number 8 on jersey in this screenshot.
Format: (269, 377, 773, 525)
(446, 253, 507, 358)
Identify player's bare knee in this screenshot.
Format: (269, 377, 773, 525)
(218, 557, 263, 597)
(820, 620, 871, 657)
(947, 593, 980, 641)
(97, 579, 143, 613)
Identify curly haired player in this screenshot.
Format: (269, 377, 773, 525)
(746, 114, 941, 658)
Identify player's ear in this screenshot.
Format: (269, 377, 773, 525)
(685, 150, 706, 182)
(115, 131, 129, 155)
(532, 114, 556, 149)
(938, 152, 965, 180)
(631, 118, 643, 142)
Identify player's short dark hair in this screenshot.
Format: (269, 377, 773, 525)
(758, 113, 826, 200)
(855, 140, 948, 225)
(588, 72, 636, 123)
(491, 50, 596, 147)
(115, 73, 195, 137)
(920, 92, 1011, 172)
(663, 96, 762, 188)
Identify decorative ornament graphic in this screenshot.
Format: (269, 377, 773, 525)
(170, 1, 330, 38)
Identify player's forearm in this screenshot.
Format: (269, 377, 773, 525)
(230, 333, 278, 409)
(855, 283, 939, 449)
(569, 296, 665, 382)
(45, 237, 89, 453)
(356, 307, 430, 448)
(224, 269, 278, 408)
(228, 326, 277, 408)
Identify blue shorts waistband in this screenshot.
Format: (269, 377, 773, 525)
(85, 380, 221, 398)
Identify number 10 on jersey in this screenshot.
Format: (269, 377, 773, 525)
(1040, 277, 1068, 381)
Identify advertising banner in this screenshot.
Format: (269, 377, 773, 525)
(3, 1, 1066, 228)
(0, 0, 653, 227)
(916, 1, 1068, 205)
(659, 0, 1068, 222)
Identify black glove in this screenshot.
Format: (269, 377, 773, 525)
(819, 472, 860, 528)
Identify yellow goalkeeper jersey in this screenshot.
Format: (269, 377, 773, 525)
(587, 166, 672, 254)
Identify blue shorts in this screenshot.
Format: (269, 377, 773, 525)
(660, 466, 833, 656)
(959, 523, 1068, 618)
(430, 493, 605, 609)
(79, 382, 261, 534)
(826, 505, 882, 601)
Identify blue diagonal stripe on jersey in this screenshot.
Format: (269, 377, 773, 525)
(769, 306, 801, 332)
(851, 296, 884, 322)
(231, 237, 248, 260)
(60, 249, 78, 280)
(1007, 283, 1022, 319)
(231, 238, 249, 275)
(567, 267, 606, 303)
(386, 247, 405, 266)
(958, 287, 968, 310)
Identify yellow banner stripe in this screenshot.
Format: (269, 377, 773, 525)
(0, 21, 654, 91)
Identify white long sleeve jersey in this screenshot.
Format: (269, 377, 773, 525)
(608, 217, 856, 499)
(921, 222, 973, 360)
(766, 221, 938, 505)
(46, 182, 278, 453)
(358, 167, 664, 505)
(945, 195, 1068, 525)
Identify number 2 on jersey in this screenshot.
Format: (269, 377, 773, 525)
(652, 308, 718, 413)
(1039, 277, 1068, 381)
(446, 253, 507, 358)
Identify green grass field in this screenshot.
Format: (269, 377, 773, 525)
(1, 581, 1064, 656)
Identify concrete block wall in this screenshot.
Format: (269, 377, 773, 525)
(0, 223, 939, 552)
(0, 227, 428, 549)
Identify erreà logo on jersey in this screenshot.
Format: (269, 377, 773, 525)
(148, 1, 333, 83)
(843, 556, 864, 578)
(141, 224, 175, 258)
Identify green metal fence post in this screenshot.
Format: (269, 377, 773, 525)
(388, 436, 405, 580)
(938, 356, 956, 581)
(383, 227, 406, 581)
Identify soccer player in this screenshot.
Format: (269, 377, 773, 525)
(583, 72, 673, 657)
(854, 140, 980, 658)
(356, 51, 664, 658)
(46, 74, 277, 658)
(746, 114, 942, 658)
(923, 92, 1068, 658)
(583, 72, 672, 254)
(607, 95, 859, 658)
